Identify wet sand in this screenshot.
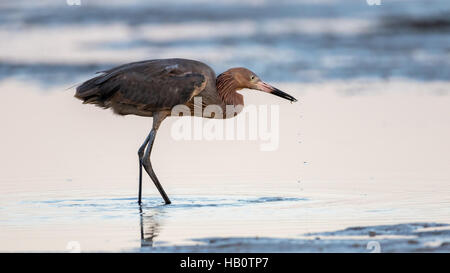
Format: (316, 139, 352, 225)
(141, 223, 450, 253)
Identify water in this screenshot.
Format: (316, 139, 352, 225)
(0, 0, 449, 252)
(1, 0, 449, 85)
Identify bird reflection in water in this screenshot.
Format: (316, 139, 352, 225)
(139, 206, 162, 248)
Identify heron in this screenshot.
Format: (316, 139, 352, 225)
(75, 58, 297, 205)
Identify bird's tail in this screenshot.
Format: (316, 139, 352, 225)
(74, 74, 111, 107)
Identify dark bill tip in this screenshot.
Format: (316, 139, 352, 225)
(271, 88, 298, 103)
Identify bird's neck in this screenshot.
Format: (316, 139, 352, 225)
(216, 72, 244, 107)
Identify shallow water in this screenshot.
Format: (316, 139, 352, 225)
(1, 179, 449, 252)
(0, 0, 449, 252)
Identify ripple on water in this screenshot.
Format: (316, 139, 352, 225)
(20, 195, 309, 212)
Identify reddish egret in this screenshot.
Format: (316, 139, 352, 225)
(75, 58, 297, 205)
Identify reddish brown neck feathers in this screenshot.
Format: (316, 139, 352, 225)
(216, 72, 244, 106)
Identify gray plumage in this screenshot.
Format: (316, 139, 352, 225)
(75, 58, 222, 117)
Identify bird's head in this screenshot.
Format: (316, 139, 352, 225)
(218, 67, 297, 103)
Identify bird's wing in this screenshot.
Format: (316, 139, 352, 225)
(75, 61, 208, 111)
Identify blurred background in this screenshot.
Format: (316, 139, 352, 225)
(0, 0, 449, 252)
(0, 0, 449, 85)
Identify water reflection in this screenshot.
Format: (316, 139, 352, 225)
(139, 206, 161, 248)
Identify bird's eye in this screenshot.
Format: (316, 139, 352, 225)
(250, 75, 255, 80)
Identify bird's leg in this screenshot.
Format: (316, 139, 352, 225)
(141, 111, 171, 204)
(137, 133, 152, 205)
(142, 129, 171, 204)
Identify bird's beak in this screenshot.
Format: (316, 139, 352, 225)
(256, 81, 297, 102)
